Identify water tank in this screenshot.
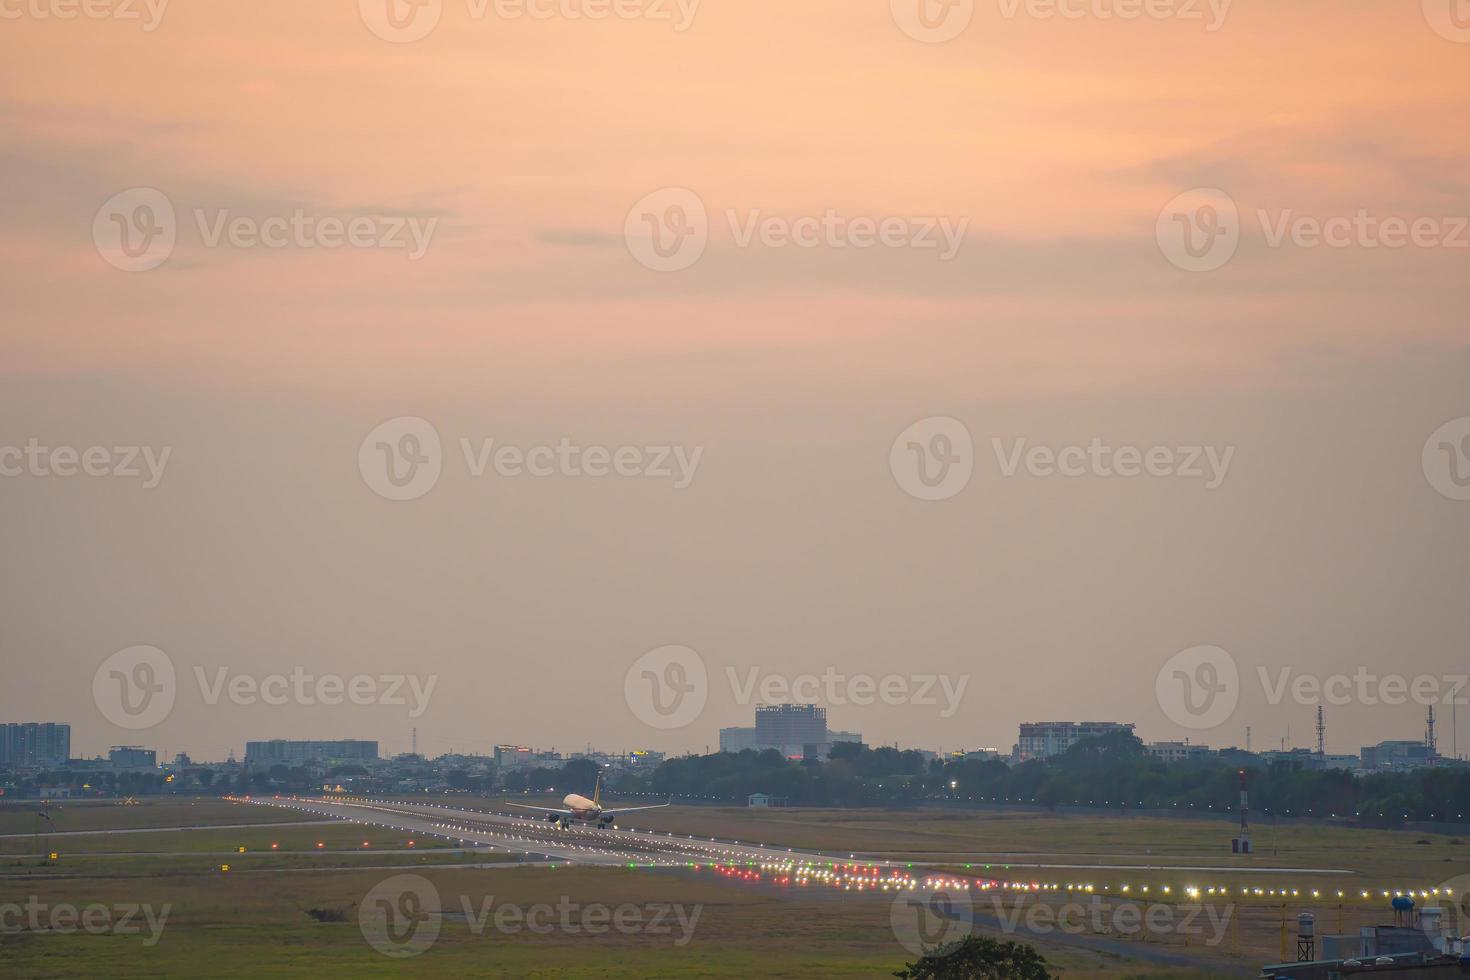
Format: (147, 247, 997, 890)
(1297, 912, 1315, 939)
(1391, 895, 1416, 913)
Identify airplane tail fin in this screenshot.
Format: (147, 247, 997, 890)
(593, 770, 602, 808)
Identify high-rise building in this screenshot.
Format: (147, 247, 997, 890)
(1016, 721, 1135, 761)
(755, 703, 828, 747)
(719, 705, 861, 758)
(0, 723, 71, 767)
(244, 740, 379, 766)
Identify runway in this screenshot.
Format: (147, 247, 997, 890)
(238, 795, 890, 870)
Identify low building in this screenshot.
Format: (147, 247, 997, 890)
(109, 746, 157, 770)
(1146, 740, 1214, 764)
(1360, 740, 1435, 771)
(244, 740, 378, 766)
(1017, 721, 1136, 761)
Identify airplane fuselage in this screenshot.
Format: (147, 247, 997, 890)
(562, 793, 601, 820)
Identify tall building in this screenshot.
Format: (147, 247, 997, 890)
(1016, 721, 1135, 761)
(756, 704, 828, 747)
(719, 705, 861, 758)
(0, 723, 71, 767)
(109, 745, 157, 770)
(244, 740, 379, 766)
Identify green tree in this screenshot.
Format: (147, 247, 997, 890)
(893, 936, 1052, 979)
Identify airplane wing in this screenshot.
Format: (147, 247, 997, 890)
(602, 801, 671, 815)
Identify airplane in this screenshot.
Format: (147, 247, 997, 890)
(504, 771, 670, 830)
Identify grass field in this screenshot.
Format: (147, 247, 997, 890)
(1, 863, 1246, 979)
(469, 795, 1470, 884)
(2, 797, 1465, 978)
(0, 799, 307, 836)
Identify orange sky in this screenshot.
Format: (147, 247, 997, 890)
(2, 1, 1469, 759)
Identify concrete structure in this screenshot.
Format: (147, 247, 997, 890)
(1146, 740, 1213, 764)
(109, 746, 157, 770)
(493, 745, 562, 771)
(0, 722, 71, 767)
(1361, 740, 1435, 771)
(719, 726, 761, 752)
(746, 792, 788, 807)
(719, 705, 862, 758)
(756, 704, 828, 748)
(1016, 721, 1135, 761)
(244, 739, 378, 766)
